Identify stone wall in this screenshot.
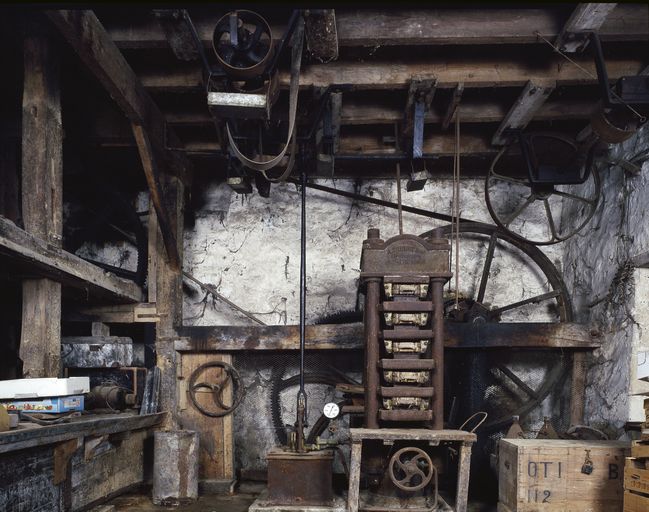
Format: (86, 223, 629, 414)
(561, 125, 649, 433)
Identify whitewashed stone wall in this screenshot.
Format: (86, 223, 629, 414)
(561, 125, 649, 433)
(182, 178, 563, 326)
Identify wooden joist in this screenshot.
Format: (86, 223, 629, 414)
(556, 3, 619, 52)
(104, 6, 648, 49)
(137, 55, 645, 92)
(46, 10, 190, 268)
(175, 322, 601, 351)
(0, 216, 144, 303)
(492, 79, 556, 145)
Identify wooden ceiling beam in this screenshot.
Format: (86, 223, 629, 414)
(136, 56, 645, 92)
(104, 5, 648, 49)
(556, 3, 619, 52)
(46, 10, 192, 185)
(157, 98, 596, 128)
(492, 79, 556, 146)
(175, 322, 600, 351)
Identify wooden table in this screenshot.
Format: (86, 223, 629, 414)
(347, 428, 476, 512)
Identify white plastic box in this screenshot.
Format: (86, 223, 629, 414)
(0, 377, 90, 399)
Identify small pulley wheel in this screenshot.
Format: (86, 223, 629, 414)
(388, 447, 434, 492)
(188, 361, 245, 417)
(212, 10, 274, 80)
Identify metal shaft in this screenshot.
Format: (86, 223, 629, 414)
(296, 168, 308, 452)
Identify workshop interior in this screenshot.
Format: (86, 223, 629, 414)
(0, 4, 648, 512)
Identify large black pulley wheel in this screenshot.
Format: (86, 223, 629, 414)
(212, 10, 274, 80)
(421, 223, 574, 433)
(485, 134, 600, 245)
(188, 361, 245, 418)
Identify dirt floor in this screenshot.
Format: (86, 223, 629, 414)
(106, 484, 497, 512)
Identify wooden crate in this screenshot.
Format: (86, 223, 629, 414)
(631, 439, 649, 459)
(624, 457, 649, 496)
(498, 439, 629, 512)
(624, 490, 649, 512)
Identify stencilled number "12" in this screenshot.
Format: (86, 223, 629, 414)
(528, 489, 552, 503)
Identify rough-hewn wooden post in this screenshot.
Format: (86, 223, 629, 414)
(20, 21, 62, 378)
(153, 173, 184, 428)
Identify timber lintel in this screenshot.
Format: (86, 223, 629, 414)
(174, 322, 601, 351)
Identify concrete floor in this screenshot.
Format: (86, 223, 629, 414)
(106, 484, 497, 512)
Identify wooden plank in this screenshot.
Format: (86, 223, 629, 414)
(45, 10, 192, 184)
(556, 3, 619, 52)
(105, 6, 649, 49)
(0, 215, 144, 303)
(174, 322, 601, 351)
(71, 430, 146, 510)
(138, 55, 645, 92)
(179, 353, 234, 485)
(624, 490, 649, 512)
(492, 80, 556, 145)
(132, 123, 180, 271)
(20, 22, 63, 379)
(0, 412, 165, 455)
(64, 303, 159, 323)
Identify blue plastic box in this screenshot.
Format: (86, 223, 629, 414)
(3, 395, 84, 413)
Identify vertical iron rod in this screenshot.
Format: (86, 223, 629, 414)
(296, 167, 308, 452)
(299, 169, 307, 392)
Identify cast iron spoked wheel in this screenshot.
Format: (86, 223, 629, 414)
(485, 135, 601, 246)
(388, 447, 434, 492)
(212, 10, 274, 79)
(420, 222, 574, 433)
(188, 361, 245, 418)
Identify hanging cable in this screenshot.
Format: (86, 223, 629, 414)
(453, 111, 461, 310)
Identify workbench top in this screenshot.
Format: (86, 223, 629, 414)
(0, 411, 165, 454)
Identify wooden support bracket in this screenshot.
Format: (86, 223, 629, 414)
(492, 79, 556, 146)
(53, 438, 81, 485)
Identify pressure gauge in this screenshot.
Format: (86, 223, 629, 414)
(323, 402, 340, 419)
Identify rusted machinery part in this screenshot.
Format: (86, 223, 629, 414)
(421, 222, 574, 322)
(270, 366, 356, 446)
(420, 223, 574, 432)
(484, 137, 601, 246)
(590, 101, 640, 144)
(212, 10, 274, 80)
(388, 447, 435, 492)
(188, 361, 245, 417)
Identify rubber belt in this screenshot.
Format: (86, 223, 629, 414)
(226, 16, 304, 182)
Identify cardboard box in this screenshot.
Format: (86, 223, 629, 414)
(3, 395, 84, 413)
(498, 439, 629, 511)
